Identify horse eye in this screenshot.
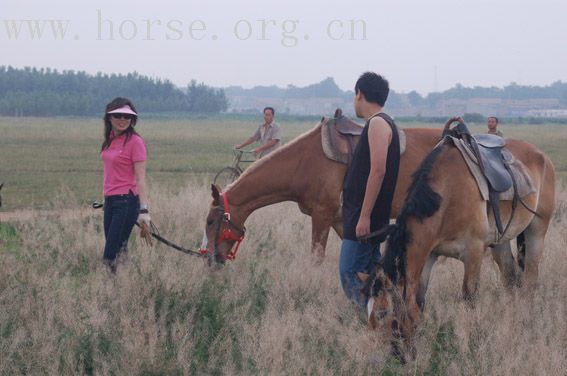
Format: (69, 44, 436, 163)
(207, 219, 214, 226)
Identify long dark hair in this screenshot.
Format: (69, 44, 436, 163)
(101, 97, 139, 151)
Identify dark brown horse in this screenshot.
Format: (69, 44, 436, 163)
(203, 120, 442, 264)
(366, 138, 555, 357)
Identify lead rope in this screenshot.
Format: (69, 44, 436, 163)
(92, 202, 208, 259)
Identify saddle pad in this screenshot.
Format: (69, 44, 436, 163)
(321, 117, 407, 165)
(446, 136, 535, 201)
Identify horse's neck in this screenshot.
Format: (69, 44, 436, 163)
(226, 127, 319, 223)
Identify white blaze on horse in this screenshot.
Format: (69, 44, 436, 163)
(203, 113, 443, 264)
(366, 130, 555, 358)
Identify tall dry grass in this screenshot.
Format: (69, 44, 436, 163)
(1, 182, 566, 375)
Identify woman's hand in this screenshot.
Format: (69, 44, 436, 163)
(137, 212, 151, 226)
(138, 211, 153, 246)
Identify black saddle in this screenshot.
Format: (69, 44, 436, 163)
(444, 123, 513, 235)
(473, 134, 512, 193)
(475, 133, 506, 148)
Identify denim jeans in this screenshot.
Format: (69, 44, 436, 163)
(339, 239, 381, 310)
(103, 191, 139, 261)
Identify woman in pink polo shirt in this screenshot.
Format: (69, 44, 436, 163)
(100, 97, 150, 272)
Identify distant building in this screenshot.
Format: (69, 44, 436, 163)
(525, 109, 567, 118)
(228, 96, 354, 116)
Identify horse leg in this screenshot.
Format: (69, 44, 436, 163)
(462, 241, 485, 303)
(331, 213, 344, 239)
(398, 241, 435, 360)
(416, 253, 438, 311)
(516, 232, 526, 271)
(310, 213, 334, 261)
(491, 241, 521, 288)
(519, 220, 549, 289)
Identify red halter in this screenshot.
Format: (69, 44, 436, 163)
(215, 193, 245, 260)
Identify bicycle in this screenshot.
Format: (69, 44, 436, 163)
(213, 149, 256, 188)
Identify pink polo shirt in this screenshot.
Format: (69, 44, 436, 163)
(101, 133, 147, 196)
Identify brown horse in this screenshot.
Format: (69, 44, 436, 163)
(203, 120, 442, 264)
(366, 138, 555, 357)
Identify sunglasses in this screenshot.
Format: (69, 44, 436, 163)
(110, 114, 134, 120)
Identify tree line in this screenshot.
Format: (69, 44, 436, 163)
(225, 77, 567, 109)
(3, 66, 567, 117)
(400, 82, 567, 108)
(0, 66, 228, 116)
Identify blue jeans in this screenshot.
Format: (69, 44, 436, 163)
(339, 239, 381, 310)
(103, 191, 139, 261)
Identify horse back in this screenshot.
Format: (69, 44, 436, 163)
(503, 139, 556, 219)
(430, 140, 554, 243)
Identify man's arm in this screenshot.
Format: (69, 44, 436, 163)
(235, 136, 256, 149)
(356, 117, 392, 239)
(236, 125, 261, 149)
(254, 139, 278, 155)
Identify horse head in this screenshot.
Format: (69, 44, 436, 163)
(204, 184, 246, 265)
(366, 264, 416, 361)
(364, 222, 419, 361)
(365, 265, 397, 332)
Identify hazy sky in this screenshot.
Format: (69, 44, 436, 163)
(2, 0, 566, 94)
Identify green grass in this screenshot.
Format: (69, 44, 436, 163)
(0, 116, 317, 210)
(1, 116, 565, 211)
(0, 222, 21, 254)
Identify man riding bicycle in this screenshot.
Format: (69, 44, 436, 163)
(235, 107, 281, 158)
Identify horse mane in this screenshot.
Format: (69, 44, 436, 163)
(381, 144, 445, 283)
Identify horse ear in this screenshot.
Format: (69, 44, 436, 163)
(211, 184, 221, 205)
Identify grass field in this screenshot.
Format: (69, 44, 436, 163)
(1, 116, 566, 375)
(0, 116, 565, 210)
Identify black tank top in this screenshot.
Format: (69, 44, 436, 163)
(342, 112, 400, 243)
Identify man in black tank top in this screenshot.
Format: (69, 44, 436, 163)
(339, 72, 400, 310)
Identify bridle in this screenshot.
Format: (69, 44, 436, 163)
(212, 193, 246, 261)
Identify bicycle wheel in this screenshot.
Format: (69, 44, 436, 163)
(214, 167, 241, 188)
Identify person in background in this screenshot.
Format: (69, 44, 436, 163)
(235, 107, 281, 158)
(100, 97, 150, 273)
(487, 116, 503, 137)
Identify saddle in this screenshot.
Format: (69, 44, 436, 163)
(320, 109, 363, 165)
(321, 108, 406, 165)
(473, 134, 512, 193)
(334, 108, 364, 136)
(443, 123, 531, 239)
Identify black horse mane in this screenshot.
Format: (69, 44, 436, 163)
(380, 144, 445, 284)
